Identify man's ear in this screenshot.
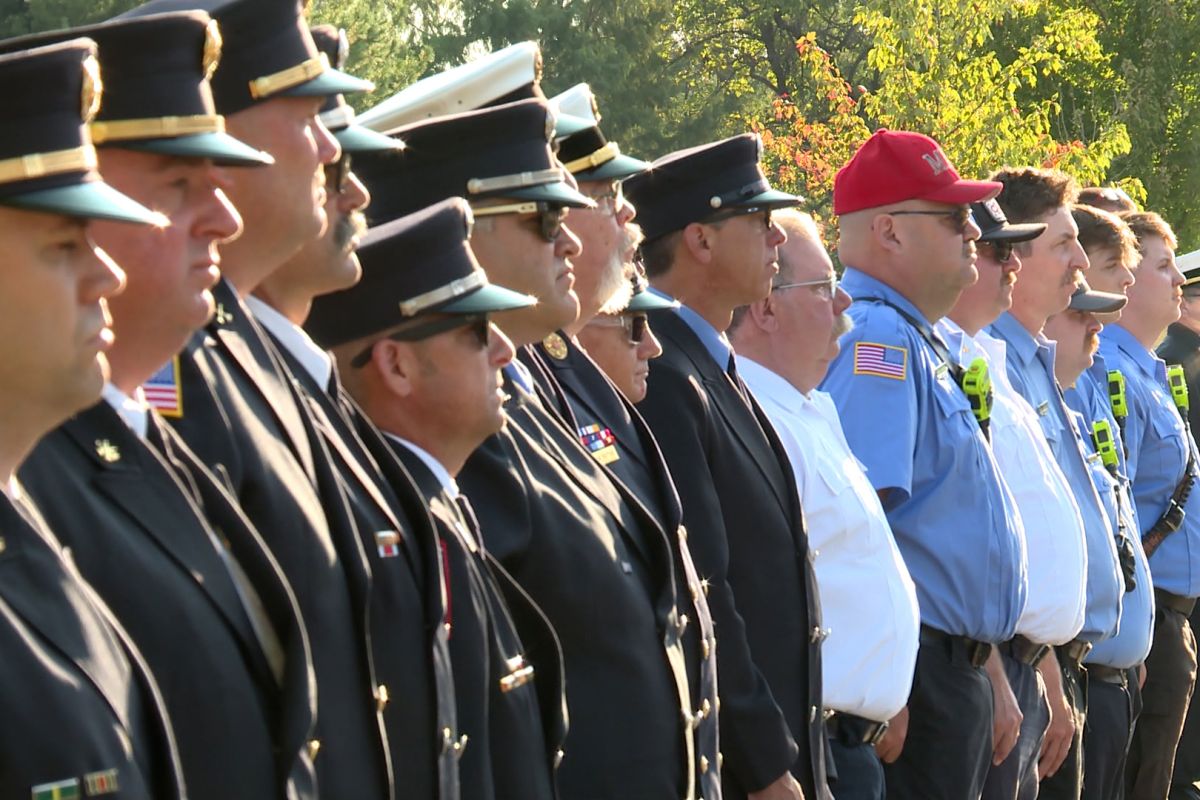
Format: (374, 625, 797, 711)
(681, 221, 715, 265)
(374, 339, 419, 399)
(747, 295, 779, 332)
(873, 213, 904, 255)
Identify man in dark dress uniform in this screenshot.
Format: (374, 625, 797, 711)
(309, 197, 566, 800)
(1157, 252, 1200, 800)
(115, 1, 458, 797)
(0, 38, 184, 800)
(353, 97, 709, 800)
(624, 134, 829, 800)
(6, 14, 321, 800)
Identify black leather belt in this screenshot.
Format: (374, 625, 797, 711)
(1155, 588, 1197, 617)
(920, 624, 992, 668)
(1087, 664, 1129, 687)
(827, 712, 889, 747)
(1058, 639, 1092, 670)
(1000, 634, 1050, 668)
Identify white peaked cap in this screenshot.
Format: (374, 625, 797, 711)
(358, 41, 541, 131)
(549, 83, 600, 128)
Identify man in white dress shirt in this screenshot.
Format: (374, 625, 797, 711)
(728, 208, 921, 800)
(938, 200, 1088, 800)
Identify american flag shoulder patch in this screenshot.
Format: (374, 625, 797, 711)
(854, 341, 908, 380)
(144, 355, 183, 418)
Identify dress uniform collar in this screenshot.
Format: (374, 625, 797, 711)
(654, 286, 732, 370)
(243, 295, 333, 390)
(101, 383, 149, 439)
(384, 434, 459, 499)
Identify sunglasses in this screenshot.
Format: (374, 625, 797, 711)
(472, 201, 568, 242)
(586, 312, 649, 344)
(706, 205, 773, 230)
(324, 152, 353, 194)
(979, 239, 1015, 265)
(350, 314, 490, 368)
(889, 205, 975, 236)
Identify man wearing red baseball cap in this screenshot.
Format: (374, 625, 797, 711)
(820, 130, 1029, 800)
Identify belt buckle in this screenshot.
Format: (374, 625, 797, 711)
(968, 641, 992, 669)
(1028, 643, 1050, 668)
(864, 720, 889, 746)
(1164, 499, 1186, 532)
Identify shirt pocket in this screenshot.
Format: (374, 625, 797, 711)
(1150, 403, 1188, 480)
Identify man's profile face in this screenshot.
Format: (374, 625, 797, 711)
(224, 95, 340, 266)
(0, 208, 126, 418)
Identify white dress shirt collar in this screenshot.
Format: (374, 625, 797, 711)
(244, 295, 333, 390)
(101, 382, 149, 440)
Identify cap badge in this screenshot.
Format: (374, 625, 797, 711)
(202, 20, 223, 81)
(80, 55, 102, 124)
(543, 332, 569, 360)
(983, 198, 1006, 223)
(921, 150, 951, 176)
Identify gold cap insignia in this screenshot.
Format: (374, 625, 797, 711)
(543, 332, 568, 360)
(203, 19, 223, 81)
(81, 55, 102, 124)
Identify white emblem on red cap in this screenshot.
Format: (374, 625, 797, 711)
(921, 150, 951, 176)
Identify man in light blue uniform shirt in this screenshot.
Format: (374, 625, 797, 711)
(941, 198, 1085, 800)
(1097, 211, 1200, 800)
(1060, 203, 1153, 800)
(821, 129, 1027, 800)
(987, 168, 1124, 800)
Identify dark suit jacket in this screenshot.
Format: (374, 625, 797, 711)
(0, 492, 183, 800)
(637, 309, 826, 799)
(391, 442, 562, 800)
(459, 359, 694, 800)
(532, 334, 722, 800)
(20, 400, 317, 800)
(273, 338, 461, 800)
(1157, 322, 1200, 433)
(169, 279, 392, 800)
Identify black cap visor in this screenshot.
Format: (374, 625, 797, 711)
(117, 131, 274, 166)
(440, 283, 536, 314)
(3, 180, 165, 225)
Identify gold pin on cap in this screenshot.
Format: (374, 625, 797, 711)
(81, 55, 102, 123)
(203, 20, 223, 81)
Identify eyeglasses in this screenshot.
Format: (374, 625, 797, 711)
(889, 206, 975, 236)
(472, 201, 567, 242)
(586, 312, 649, 344)
(773, 274, 839, 299)
(324, 152, 353, 195)
(706, 205, 773, 230)
(349, 314, 490, 368)
(585, 183, 624, 217)
(979, 239, 1015, 265)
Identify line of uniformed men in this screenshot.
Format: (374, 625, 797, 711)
(1, 2, 1199, 800)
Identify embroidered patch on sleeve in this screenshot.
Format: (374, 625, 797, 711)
(854, 341, 908, 380)
(144, 355, 183, 418)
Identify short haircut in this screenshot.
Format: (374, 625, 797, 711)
(1077, 186, 1138, 214)
(1071, 204, 1139, 268)
(772, 209, 824, 284)
(1120, 210, 1178, 253)
(640, 230, 682, 278)
(989, 166, 1080, 224)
